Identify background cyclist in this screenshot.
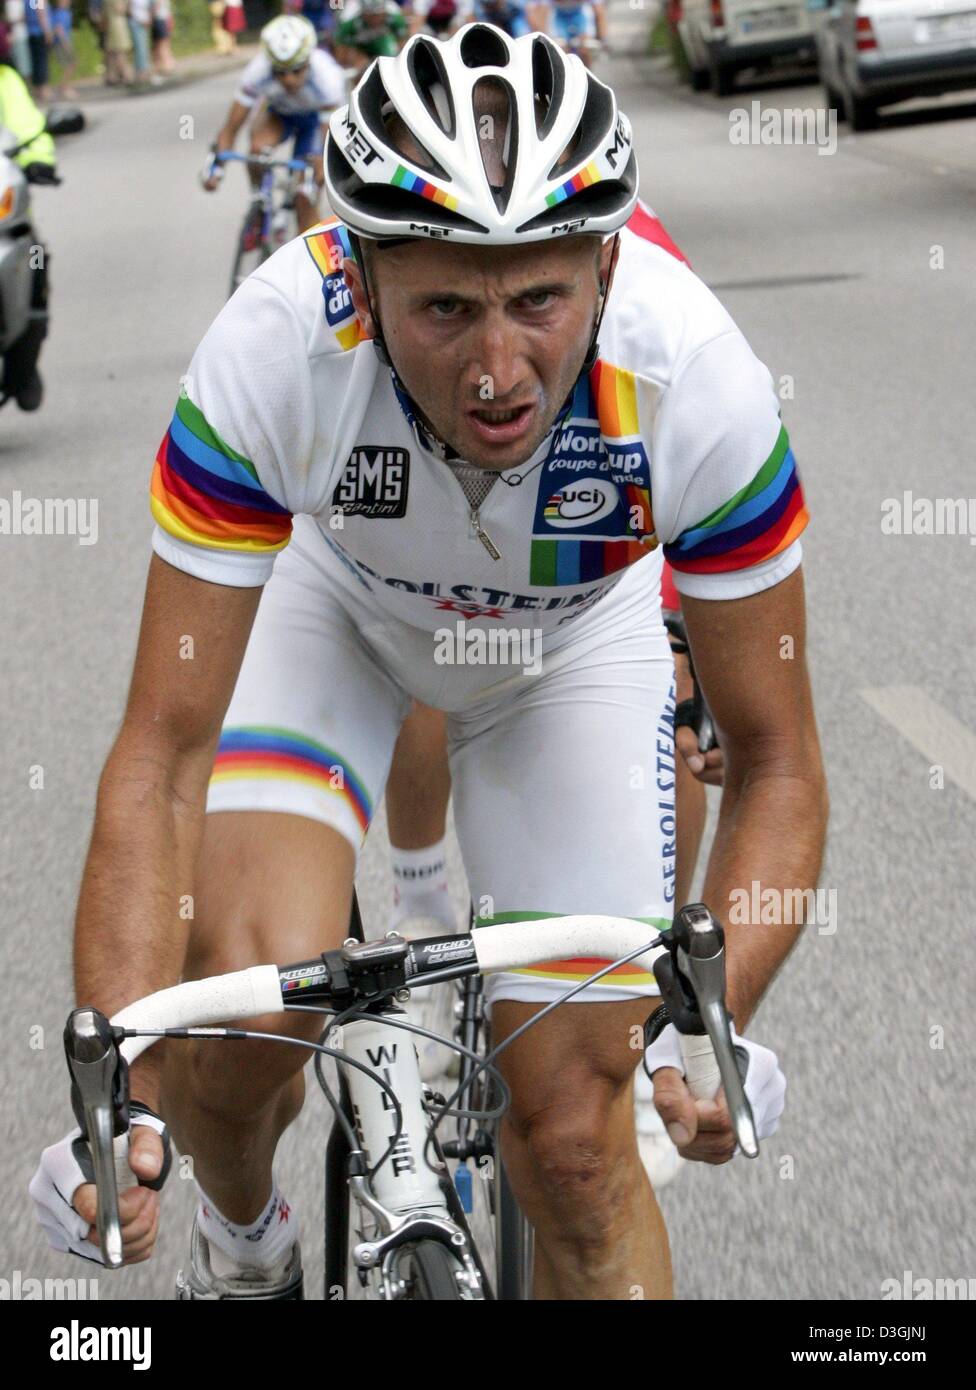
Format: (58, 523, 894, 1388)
(333, 0, 409, 76)
(202, 14, 345, 235)
(542, 0, 606, 66)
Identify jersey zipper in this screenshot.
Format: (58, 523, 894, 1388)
(470, 508, 501, 561)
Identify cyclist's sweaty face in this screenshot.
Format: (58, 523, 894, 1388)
(348, 237, 611, 470)
(275, 64, 309, 91)
(341, 76, 615, 469)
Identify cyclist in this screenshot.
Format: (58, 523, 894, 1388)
(333, 0, 408, 75)
(456, 0, 532, 36)
(411, 0, 461, 36)
(283, 0, 338, 52)
(32, 27, 825, 1300)
(543, 0, 605, 67)
(202, 14, 345, 236)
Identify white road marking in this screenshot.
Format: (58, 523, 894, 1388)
(859, 686, 976, 801)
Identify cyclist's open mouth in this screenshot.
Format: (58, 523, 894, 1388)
(466, 403, 535, 445)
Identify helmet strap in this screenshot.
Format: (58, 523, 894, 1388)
(581, 233, 618, 375)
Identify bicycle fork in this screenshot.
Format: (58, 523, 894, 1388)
(340, 1011, 483, 1299)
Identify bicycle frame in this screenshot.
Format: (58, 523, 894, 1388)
(65, 909, 757, 1294)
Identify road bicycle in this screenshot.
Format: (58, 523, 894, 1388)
(64, 903, 757, 1300)
(208, 150, 319, 300)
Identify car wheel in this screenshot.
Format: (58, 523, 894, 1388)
(848, 90, 879, 130)
(689, 63, 711, 91)
(823, 83, 847, 121)
(709, 55, 735, 96)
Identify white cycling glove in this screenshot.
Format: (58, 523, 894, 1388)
(29, 1104, 170, 1265)
(643, 1022, 786, 1145)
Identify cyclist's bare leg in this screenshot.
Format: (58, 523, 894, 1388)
(247, 105, 285, 192)
(386, 702, 450, 850)
(492, 996, 671, 1300)
(159, 810, 355, 1225)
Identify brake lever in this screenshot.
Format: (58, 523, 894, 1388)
(653, 905, 759, 1158)
(63, 1008, 130, 1268)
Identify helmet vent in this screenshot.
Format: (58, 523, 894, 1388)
(408, 38, 457, 141)
(546, 73, 614, 183)
(472, 76, 519, 217)
(531, 35, 565, 140)
(357, 62, 448, 179)
(460, 24, 510, 69)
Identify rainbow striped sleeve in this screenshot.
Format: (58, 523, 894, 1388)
(664, 424, 808, 575)
(150, 389, 293, 559)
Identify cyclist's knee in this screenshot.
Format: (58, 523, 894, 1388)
(510, 1075, 633, 1212)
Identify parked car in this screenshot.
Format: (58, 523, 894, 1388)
(819, 0, 976, 128)
(677, 0, 827, 95)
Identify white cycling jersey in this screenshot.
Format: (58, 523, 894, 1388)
(151, 202, 808, 633)
(235, 49, 347, 118)
(149, 202, 808, 1005)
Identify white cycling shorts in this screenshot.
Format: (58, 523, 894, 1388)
(207, 516, 678, 1009)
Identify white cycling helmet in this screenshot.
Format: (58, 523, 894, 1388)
(325, 22, 638, 243)
(261, 14, 317, 71)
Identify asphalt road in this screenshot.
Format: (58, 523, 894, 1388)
(2, 11, 974, 1301)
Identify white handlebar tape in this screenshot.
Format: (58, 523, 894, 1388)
(112, 965, 284, 1066)
(680, 1031, 722, 1103)
(472, 915, 665, 977)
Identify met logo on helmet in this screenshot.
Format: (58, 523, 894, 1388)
(340, 116, 380, 168)
(550, 218, 588, 235)
(604, 117, 630, 172)
(543, 478, 618, 529)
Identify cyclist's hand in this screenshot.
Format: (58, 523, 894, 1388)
(29, 1107, 171, 1265)
(672, 647, 724, 785)
(675, 722, 724, 785)
(202, 174, 221, 192)
(645, 1023, 785, 1163)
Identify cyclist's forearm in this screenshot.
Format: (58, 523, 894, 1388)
(216, 104, 249, 152)
(73, 743, 212, 1101)
(700, 756, 828, 1030)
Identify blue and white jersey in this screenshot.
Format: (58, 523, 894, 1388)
(236, 49, 347, 119)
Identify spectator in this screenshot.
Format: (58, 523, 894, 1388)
(128, 0, 152, 84)
(49, 1, 76, 97)
(209, 0, 232, 55)
(4, 1, 32, 80)
(150, 0, 174, 80)
(222, 0, 245, 52)
(24, 0, 52, 102)
(103, 0, 133, 84)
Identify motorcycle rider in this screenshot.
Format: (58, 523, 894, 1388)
(0, 37, 57, 411)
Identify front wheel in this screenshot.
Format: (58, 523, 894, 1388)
(396, 1240, 466, 1300)
(229, 203, 270, 298)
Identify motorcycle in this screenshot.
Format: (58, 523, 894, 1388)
(0, 104, 84, 413)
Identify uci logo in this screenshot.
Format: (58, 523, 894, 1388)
(324, 275, 352, 325)
(543, 478, 618, 529)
